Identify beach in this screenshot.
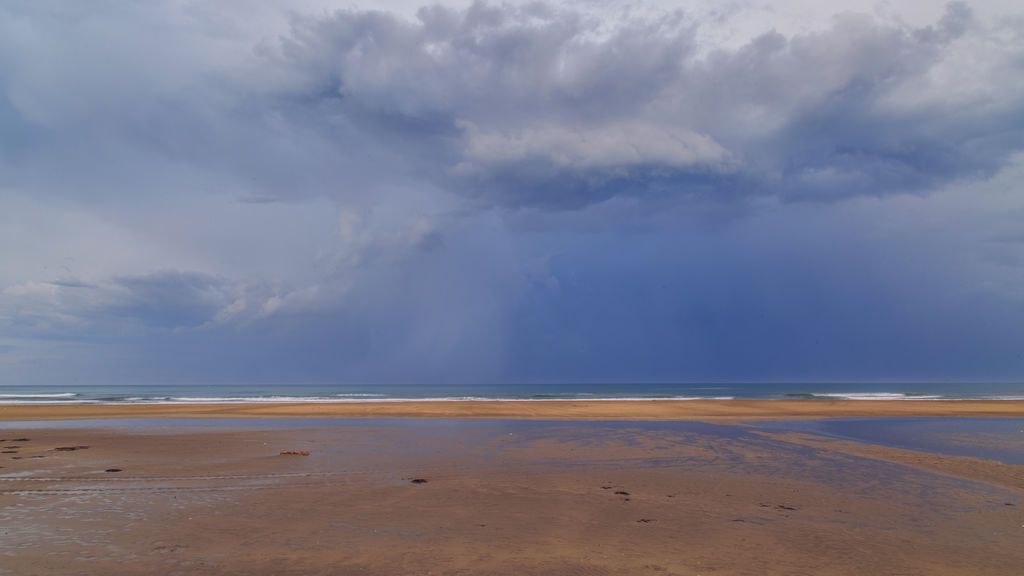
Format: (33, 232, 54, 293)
(6, 0, 1024, 573)
(4, 398, 1024, 421)
(2, 405, 1023, 575)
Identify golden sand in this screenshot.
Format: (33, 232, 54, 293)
(3, 398, 1024, 421)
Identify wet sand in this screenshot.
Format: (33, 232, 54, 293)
(2, 419, 1022, 575)
(3, 398, 1024, 421)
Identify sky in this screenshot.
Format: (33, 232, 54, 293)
(1, 0, 1023, 386)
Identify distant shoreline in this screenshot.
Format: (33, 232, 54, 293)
(3, 399, 1024, 421)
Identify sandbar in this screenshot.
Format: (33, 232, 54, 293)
(3, 398, 1024, 421)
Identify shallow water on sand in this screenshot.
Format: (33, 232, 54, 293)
(5, 416, 1022, 463)
(749, 417, 1024, 464)
(2, 417, 1021, 575)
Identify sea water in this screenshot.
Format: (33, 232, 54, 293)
(0, 381, 1022, 404)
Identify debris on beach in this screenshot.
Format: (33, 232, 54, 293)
(105, 468, 123, 473)
(614, 491, 630, 496)
(279, 450, 310, 456)
(53, 446, 89, 452)
(410, 478, 429, 484)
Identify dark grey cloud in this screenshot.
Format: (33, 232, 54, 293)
(100, 271, 229, 329)
(1, 272, 223, 336)
(261, 1, 1024, 208)
(5, 2, 1019, 211)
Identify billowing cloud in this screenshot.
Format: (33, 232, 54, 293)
(263, 1, 1024, 207)
(1, 1, 1023, 385)
(5, 1, 1021, 209)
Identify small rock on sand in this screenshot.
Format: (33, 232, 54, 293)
(279, 450, 310, 456)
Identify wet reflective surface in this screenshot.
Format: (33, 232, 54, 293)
(748, 417, 1024, 464)
(2, 418, 1022, 575)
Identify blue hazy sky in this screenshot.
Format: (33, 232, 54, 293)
(1, 0, 1023, 385)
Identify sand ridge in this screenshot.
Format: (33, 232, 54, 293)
(3, 398, 1024, 421)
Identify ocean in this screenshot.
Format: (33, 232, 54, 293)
(0, 382, 1022, 404)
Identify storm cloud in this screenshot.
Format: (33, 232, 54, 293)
(272, 1, 1024, 208)
(1, 1, 1023, 385)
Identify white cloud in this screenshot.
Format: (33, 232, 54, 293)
(456, 120, 732, 171)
